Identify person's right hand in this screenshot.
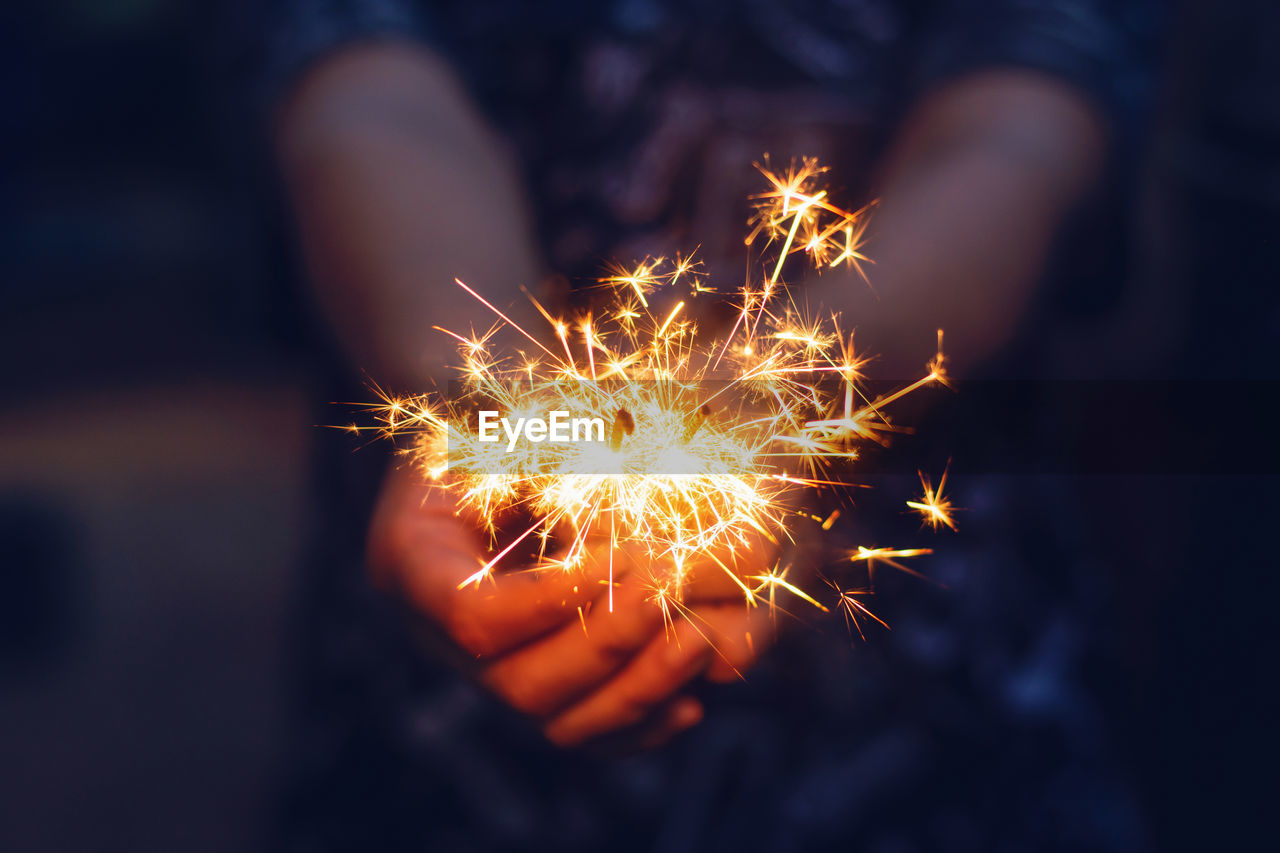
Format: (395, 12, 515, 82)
(367, 463, 772, 749)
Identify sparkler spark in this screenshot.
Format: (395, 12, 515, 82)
(907, 462, 958, 531)
(849, 546, 936, 584)
(348, 157, 954, 630)
(825, 578, 891, 642)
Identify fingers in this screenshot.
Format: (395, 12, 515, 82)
(378, 517, 607, 657)
(481, 572, 664, 716)
(369, 461, 787, 752)
(601, 696, 705, 754)
(636, 697, 704, 749)
(543, 618, 713, 747)
(678, 532, 781, 604)
(370, 466, 629, 657)
(688, 601, 775, 683)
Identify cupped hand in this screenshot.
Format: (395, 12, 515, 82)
(367, 463, 776, 748)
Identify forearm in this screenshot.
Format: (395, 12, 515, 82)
(819, 71, 1106, 374)
(275, 43, 541, 389)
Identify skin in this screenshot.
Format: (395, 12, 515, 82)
(806, 70, 1105, 376)
(366, 466, 770, 748)
(276, 41, 1104, 749)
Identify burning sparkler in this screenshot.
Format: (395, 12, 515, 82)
(348, 157, 952, 631)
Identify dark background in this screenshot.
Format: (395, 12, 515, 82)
(1, 1, 1277, 850)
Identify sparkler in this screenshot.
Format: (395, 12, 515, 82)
(348, 157, 953, 631)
